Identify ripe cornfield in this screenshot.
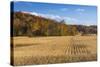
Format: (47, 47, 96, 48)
(11, 36, 97, 66)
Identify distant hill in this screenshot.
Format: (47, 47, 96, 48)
(68, 25, 97, 35)
(76, 25, 97, 35)
(11, 12, 97, 36)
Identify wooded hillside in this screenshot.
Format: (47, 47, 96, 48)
(11, 12, 97, 36)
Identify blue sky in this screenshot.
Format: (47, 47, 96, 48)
(11, 1, 97, 25)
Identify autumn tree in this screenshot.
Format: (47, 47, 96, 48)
(12, 12, 79, 36)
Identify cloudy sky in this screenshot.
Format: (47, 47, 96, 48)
(11, 1, 97, 25)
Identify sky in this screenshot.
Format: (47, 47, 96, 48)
(11, 1, 97, 25)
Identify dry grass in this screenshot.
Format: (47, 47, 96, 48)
(11, 36, 97, 66)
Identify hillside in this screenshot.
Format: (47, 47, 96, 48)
(11, 12, 97, 36)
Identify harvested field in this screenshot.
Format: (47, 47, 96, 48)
(11, 36, 97, 66)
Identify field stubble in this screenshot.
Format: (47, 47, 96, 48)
(11, 36, 97, 66)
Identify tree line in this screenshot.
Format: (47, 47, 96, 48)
(12, 12, 97, 37)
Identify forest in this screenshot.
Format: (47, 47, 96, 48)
(11, 12, 97, 36)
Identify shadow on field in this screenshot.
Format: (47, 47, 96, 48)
(15, 43, 42, 47)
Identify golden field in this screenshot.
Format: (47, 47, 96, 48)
(11, 36, 97, 66)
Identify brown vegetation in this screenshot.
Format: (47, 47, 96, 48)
(12, 12, 97, 37)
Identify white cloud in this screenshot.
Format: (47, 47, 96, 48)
(21, 11, 79, 24)
(30, 12, 39, 16)
(64, 17, 78, 22)
(29, 12, 79, 23)
(75, 8, 86, 15)
(29, 12, 63, 22)
(76, 8, 85, 12)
